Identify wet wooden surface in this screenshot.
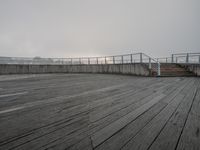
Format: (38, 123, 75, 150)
(0, 74, 199, 150)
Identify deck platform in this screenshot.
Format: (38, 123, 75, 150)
(0, 74, 199, 150)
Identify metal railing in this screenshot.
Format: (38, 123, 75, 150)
(142, 53, 161, 76)
(0, 53, 161, 76)
(156, 53, 200, 64)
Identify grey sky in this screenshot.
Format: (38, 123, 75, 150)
(0, 0, 199, 58)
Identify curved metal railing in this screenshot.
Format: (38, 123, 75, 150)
(0, 53, 161, 76)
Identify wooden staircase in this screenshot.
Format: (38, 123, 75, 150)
(159, 63, 195, 77)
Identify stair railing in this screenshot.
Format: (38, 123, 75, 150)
(141, 53, 161, 76)
(156, 53, 200, 64)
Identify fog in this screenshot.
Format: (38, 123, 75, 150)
(0, 0, 199, 58)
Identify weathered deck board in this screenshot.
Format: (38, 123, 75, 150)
(95, 78, 190, 150)
(0, 80, 157, 149)
(176, 80, 200, 150)
(148, 80, 198, 150)
(121, 79, 196, 150)
(0, 74, 199, 150)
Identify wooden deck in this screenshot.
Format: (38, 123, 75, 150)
(0, 74, 199, 150)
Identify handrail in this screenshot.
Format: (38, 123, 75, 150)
(0, 52, 161, 76)
(142, 53, 160, 76)
(156, 52, 200, 64)
(172, 52, 200, 56)
(0, 53, 141, 60)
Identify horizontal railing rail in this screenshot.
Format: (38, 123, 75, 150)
(156, 53, 200, 64)
(0, 53, 161, 76)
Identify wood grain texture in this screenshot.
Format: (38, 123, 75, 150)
(0, 74, 199, 150)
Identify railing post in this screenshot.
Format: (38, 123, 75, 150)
(71, 58, 72, 65)
(176, 57, 178, 63)
(157, 62, 161, 76)
(149, 58, 152, 69)
(186, 53, 189, 63)
(105, 57, 106, 64)
(96, 57, 98, 64)
(88, 58, 90, 64)
(121, 56, 123, 64)
(166, 58, 167, 63)
(199, 55, 200, 64)
(131, 54, 133, 63)
(172, 54, 174, 63)
(113, 56, 115, 64)
(140, 53, 143, 63)
(79, 58, 81, 64)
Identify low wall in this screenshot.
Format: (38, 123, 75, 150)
(0, 64, 150, 76)
(180, 64, 200, 76)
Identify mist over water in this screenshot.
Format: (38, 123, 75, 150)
(0, 0, 199, 58)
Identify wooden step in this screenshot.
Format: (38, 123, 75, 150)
(159, 63, 195, 77)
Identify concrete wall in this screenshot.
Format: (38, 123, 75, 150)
(0, 63, 150, 76)
(180, 64, 200, 76)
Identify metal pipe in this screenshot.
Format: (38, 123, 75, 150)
(157, 62, 161, 76)
(131, 54, 133, 63)
(149, 58, 152, 69)
(199, 56, 200, 64)
(140, 53, 143, 63)
(186, 53, 189, 63)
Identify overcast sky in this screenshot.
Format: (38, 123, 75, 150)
(0, 0, 199, 58)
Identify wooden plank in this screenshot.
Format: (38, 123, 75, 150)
(67, 137, 93, 150)
(89, 83, 173, 134)
(20, 80, 165, 149)
(0, 78, 150, 143)
(148, 81, 197, 150)
(0, 75, 156, 149)
(89, 78, 174, 123)
(25, 79, 171, 149)
(46, 78, 188, 150)
(45, 94, 167, 150)
(94, 78, 190, 150)
(0, 74, 132, 107)
(121, 79, 195, 150)
(91, 93, 166, 147)
(176, 79, 200, 150)
(0, 75, 197, 150)
(26, 78, 184, 150)
(90, 86, 163, 123)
